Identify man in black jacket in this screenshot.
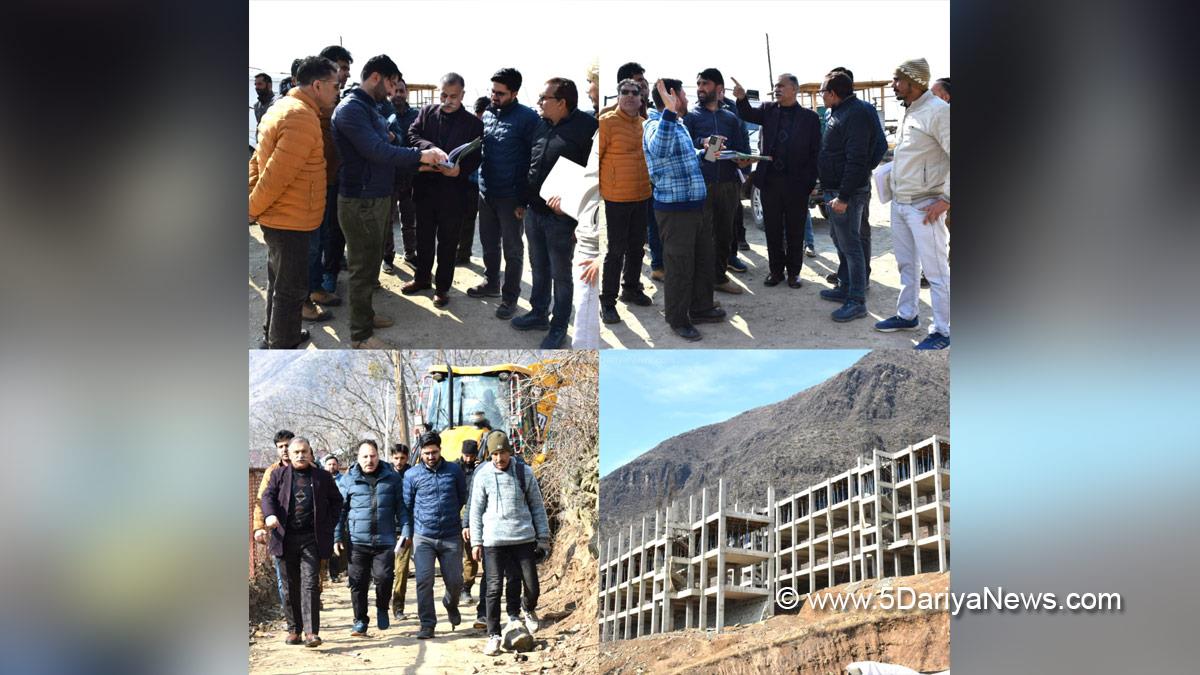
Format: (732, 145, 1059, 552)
(733, 74, 820, 288)
(261, 437, 344, 648)
(402, 73, 485, 308)
(815, 71, 881, 323)
(511, 77, 598, 349)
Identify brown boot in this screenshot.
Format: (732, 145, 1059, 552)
(400, 281, 432, 295)
(373, 315, 394, 328)
(714, 280, 744, 294)
(309, 289, 341, 306)
(285, 632, 302, 645)
(304, 634, 322, 648)
(302, 300, 330, 321)
(650, 269, 665, 282)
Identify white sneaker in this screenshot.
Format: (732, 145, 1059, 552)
(522, 609, 540, 634)
(504, 618, 522, 634)
(483, 634, 503, 656)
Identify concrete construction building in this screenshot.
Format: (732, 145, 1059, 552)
(598, 435, 950, 641)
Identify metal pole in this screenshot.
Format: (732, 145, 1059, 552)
(765, 33, 774, 94)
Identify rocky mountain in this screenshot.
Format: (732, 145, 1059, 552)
(599, 350, 949, 533)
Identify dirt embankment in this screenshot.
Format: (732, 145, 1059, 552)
(600, 572, 949, 675)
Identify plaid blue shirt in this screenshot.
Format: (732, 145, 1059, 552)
(643, 109, 707, 209)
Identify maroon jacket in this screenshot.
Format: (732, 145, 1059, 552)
(261, 464, 343, 559)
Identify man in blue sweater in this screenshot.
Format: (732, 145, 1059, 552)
(683, 68, 752, 297)
(645, 78, 724, 342)
(331, 55, 447, 349)
(470, 431, 550, 656)
(401, 431, 468, 640)
(470, 68, 541, 320)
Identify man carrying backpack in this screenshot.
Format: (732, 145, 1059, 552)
(469, 430, 550, 656)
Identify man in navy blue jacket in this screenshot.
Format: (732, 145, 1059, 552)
(334, 440, 407, 636)
(331, 55, 447, 349)
(402, 72, 484, 309)
(816, 71, 882, 322)
(684, 68, 752, 296)
(469, 68, 541, 320)
(401, 431, 468, 640)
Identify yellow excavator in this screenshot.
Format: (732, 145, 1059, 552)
(411, 361, 568, 465)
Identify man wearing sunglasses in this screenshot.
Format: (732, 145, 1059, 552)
(513, 77, 598, 349)
(597, 78, 653, 325)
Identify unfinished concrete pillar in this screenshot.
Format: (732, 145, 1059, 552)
(933, 441, 948, 572)
(699, 486, 709, 631)
(766, 485, 776, 619)
(685, 494, 695, 630)
(716, 478, 727, 633)
(625, 525, 635, 640)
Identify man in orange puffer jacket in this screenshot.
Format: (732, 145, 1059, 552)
(249, 56, 341, 349)
(597, 79, 653, 325)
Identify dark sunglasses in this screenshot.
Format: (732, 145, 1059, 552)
(618, 89, 641, 96)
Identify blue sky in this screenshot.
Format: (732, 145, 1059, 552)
(599, 350, 868, 477)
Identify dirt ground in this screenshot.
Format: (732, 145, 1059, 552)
(249, 194, 936, 349)
(599, 571, 950, 675)
(249, 565, 595, 674)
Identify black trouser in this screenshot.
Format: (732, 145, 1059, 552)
(600, 199, 648, 306)
(475, 554, 521, 621)
(384, 181, 416, 264)
(760, 175, 807, 278)
(457, 184, 480, 260)
(279, 530, 320, 636)
(734, 202, 747, 249)
(413, 182, 467, 293)
(656, 208, 715, 328)
(477, 194, 525, 304)
(832, 199, 873, 283)
(261, 224, 311, 348)
(483, 542, 540, 636)
(348, 543, 396, 626)
(702, 182, 739, 284)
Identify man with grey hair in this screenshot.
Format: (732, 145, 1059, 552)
(403, 72, 485, 308)
(261, 437, 344, 647)
(733, 73, 821, 289)
(874, 58, 950, 350)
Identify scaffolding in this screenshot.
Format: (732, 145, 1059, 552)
(598, 435, 950, 641)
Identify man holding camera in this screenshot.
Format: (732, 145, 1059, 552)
(469, 430, 550, 656)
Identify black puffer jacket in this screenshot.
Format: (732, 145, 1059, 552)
(525, 108, 598, 217)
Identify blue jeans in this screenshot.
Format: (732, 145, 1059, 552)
(524, 209, 576, 330)
(413, 534, 463, 630)
(310, 184, 342, 292)
(804, 209, 815, 248)
(824, 189, 869, 302)
(646, 204, 663, 270)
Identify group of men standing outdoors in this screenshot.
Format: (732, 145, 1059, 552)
(595, 58, 950, 348)
(251, 44, 600, 350)
(252, 425, 550, 656)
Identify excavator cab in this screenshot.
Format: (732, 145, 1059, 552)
(418, 364, 541, 464)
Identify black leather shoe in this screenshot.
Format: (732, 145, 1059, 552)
(787, 276, 802, 288)
(671, 323, 702, 341)
(825, 272, 839, 284)
(764, 273, 783, 287)
(619, 291, 653, 306)
(601, 305, 621, 324)
(691, 307, 727, 324)
(433, 293, 449, 308)
(494, 302, 515, 320)
(267, 328, 310, 350)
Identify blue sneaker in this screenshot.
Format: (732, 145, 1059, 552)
(511, 312, 550, 331)
(351, 620, 369, 636)
(377, 607, 390, 630)
(914, 332, 950, 350)
(831, 300, 867, 322)
(726, 255, 748, 273)
(321, 273, 337, 294)
(875, 315, 920, 332)
(819, 287, 848, 303)
(540, 326, 567, 349)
